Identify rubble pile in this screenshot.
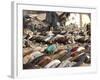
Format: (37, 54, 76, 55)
(23, 11, 91, 69)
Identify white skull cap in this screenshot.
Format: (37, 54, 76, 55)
(77, 47, 85, 52)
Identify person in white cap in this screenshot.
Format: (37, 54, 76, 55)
(45, 59, 61, 68)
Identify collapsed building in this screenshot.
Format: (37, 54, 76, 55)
(23, 10, 91, 69)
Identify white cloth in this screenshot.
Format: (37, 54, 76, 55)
(45, 59, 61, 68)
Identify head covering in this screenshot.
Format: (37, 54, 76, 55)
(77, 47, 85, 52)
(45, 59, 61, 68)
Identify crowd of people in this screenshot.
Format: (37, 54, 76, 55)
(23, 11, 91, 69)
